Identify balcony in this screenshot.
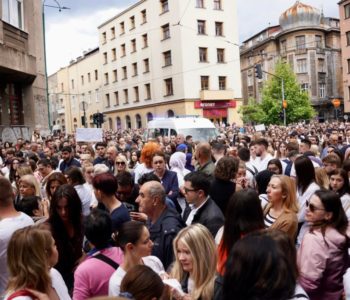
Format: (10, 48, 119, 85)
(57, 108, 65, 115)
(200, 90, 234, 101)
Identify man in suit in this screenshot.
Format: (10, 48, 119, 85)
(183, 171, 224, 237)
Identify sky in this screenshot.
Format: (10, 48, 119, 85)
(44, 0, 339, 75)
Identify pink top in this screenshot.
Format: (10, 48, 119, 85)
(73, 247, 124, 300)
(298, 226, 349, 300)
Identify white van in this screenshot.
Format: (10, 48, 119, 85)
(145, 116, 218, 142)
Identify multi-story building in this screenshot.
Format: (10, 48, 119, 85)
(240, 1, 342, 121)
(98, 0, 242, 130)
(339, 0, 350, 113)
(48, 48, 103, 133)
(0, 0, 48, 141)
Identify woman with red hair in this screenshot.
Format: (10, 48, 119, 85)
(134, 142, 161, 184)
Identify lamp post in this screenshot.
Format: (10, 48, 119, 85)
(42, 0, 70, 131)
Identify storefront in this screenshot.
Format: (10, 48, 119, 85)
(194, 100, 236, 124)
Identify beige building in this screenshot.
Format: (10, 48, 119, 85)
(240, 1, 342, 121)
(0, 0, 48, 141)
(48, 48, 104, 133)
(339, 0, 350, 113)
(98, 0, 242, 130)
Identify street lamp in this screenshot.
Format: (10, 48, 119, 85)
(42, 0, 70, 131)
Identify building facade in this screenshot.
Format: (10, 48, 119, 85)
(240, 1, 342, 121)
(339, 0, 350, 113)
(48, 48, 104, 133)
(98, 0, 242, 130)
(0, 0, 48, 141)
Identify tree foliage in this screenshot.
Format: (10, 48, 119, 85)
(240, 60, 315, 125)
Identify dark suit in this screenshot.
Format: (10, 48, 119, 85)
(183, 197, 224, 237)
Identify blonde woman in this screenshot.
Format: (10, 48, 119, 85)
(264, 175, 299, 240)
(19, 174, 40, 198)
(315, 167, 330, 190)
(115, 155, 130, 176)
(5, 226, 70, 300)
(171, 224, 217, 300)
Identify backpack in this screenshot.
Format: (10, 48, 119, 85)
(7, 290, 35, 300)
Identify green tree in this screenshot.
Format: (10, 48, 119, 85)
(238, 97, 265, 124)
(240, 60, 315, 125)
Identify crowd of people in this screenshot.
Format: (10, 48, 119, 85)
(1, 120, 350, 299)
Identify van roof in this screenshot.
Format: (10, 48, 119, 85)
(147, 117, 215, 129)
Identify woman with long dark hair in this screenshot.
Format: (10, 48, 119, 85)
(329, 168, 350, 217)
(298, 190, 349, 299)
(47, 184, 84, 292)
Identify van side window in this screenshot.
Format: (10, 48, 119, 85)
(170, 129, 177, 136)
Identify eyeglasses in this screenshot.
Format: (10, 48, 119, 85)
(116, 161, 126, 165)
(306, 200, 325, 212)
(184, 187, 198, 194)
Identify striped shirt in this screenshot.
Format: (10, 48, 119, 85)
(264, 211, 277, 228)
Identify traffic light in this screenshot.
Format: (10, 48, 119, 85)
(93, 113, 98, 125)
(279, 111, 284, 121)
(254, 64, 263, 79)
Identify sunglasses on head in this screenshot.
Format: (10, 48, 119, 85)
(306, 200, 325, 213)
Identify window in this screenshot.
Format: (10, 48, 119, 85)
(315, 35, 322, 48)
(280, 40, 287, 54)
(2, 0, 23, 29)
(111, 27, 115, 39)
(196, 0, 205, 8)
(131, 39, 137, 52)
(160, 0, 169, 13)
(164, 78, 173, 96)
(95, 70, 98, 80)
(197, 20, 206, 35)
(319, 83, 326, 98)
(122, 66, 127, 79)
(142, 34, 148, 48)
(61, 83, 64, 92)
(296, 59, 307, 73)
(120, 22, 125, 34)
(88, 73, 91, 83)
(134, 86, 139, 102)
(217, 48, 225, 63)
(347, 32, 350, 46)
(141, 10, 147, 23)
(145, 83, 151, 100)
(300, 83, 309, 92)
(199, 47, 208, 62)
(95, 89, 99, 102)
(348, 59, 350, 74)
(345, 4, 350, 19)
(81, 75, 84, 85)
(215, 22, 223, 36)
(114, 91, 119, 106)
(318, 58, 325, 73)
(103, 52, 108, 64)
(105, 94, 110, 107)
(121, 44, 126, 57)
(102, 32, 107, 43)
(218, 76, 226, 90)
(113, 69, 118, 82)
(111, 48, 116, 61)
(295, 35, 306, 52)
(130, 16, 135, 30)
(163, 50, 172, 67)
(144, 59, 150, 73)
(162, 24, 170, 40)
(124, 89, 129, 104)
(213, 0, 222, 10)
(201, 76, 209, 90)
(104, 73, 109, 85)
(71, 79, 74, 89)
(132, 63, 138, 76)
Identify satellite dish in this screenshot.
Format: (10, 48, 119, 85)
(79, 101, 88, 111)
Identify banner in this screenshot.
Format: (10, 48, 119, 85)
(76, 128, 103, 142)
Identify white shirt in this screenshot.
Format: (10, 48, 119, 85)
(74, 184, 92, 216)
(255, 153, 273, 172)
(0, 213, 33, 295)
(185, 197, 209, 226)
(108, 256, 164, 296)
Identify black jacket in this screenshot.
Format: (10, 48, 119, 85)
(183, 197, 224, 237)
(148, 207, 185, 270)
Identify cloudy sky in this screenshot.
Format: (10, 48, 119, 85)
(45, 0, 339, 75)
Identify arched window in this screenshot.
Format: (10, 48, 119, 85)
(135, 114, 142, 128)
(147, 112, 153, 122)
(108, 117, 113, 130)
(167, 110, 174, 117)
(116, 117, 122, 130)
(126, 115, 131, 129)
(73, 117, 77, 123)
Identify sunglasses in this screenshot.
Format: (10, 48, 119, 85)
(306, 200, 325, 213)
(116, 161, 126, 165)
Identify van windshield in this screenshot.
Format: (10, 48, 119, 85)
(180, 128, 217, 142)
